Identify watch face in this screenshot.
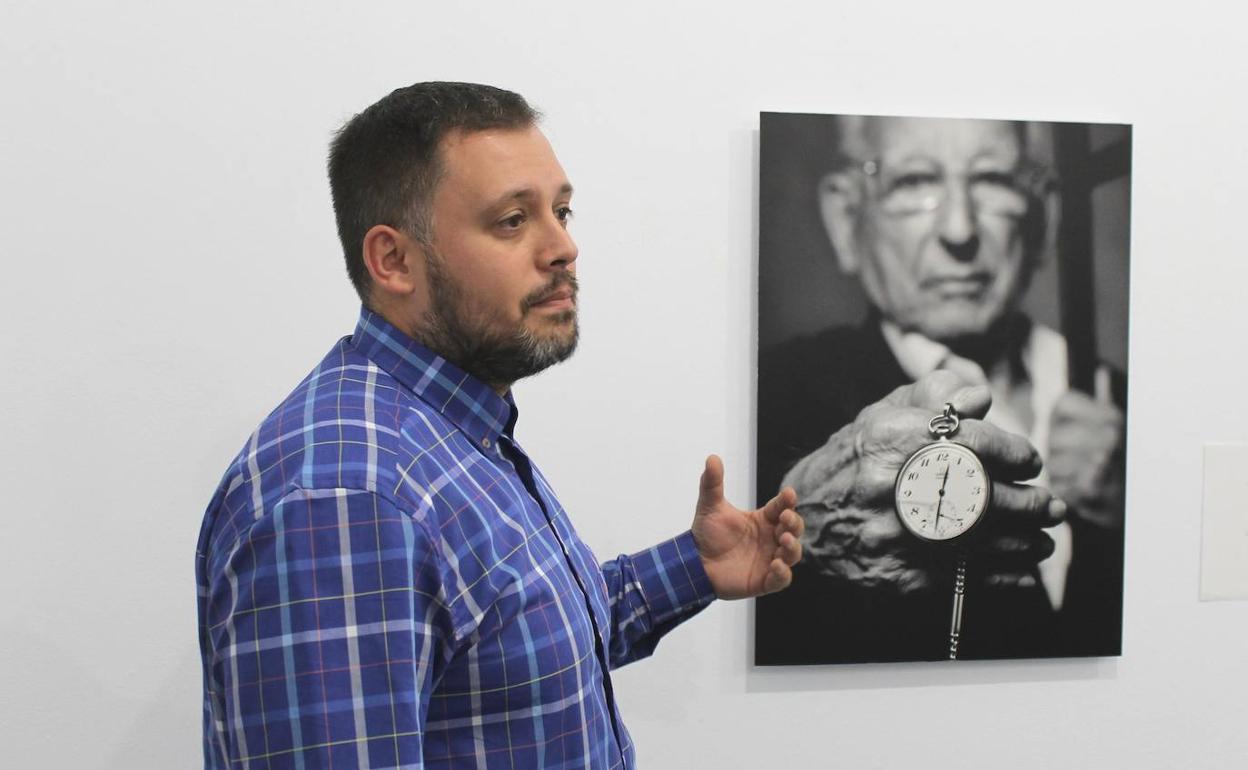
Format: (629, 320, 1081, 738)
(894, 441, 991, 542)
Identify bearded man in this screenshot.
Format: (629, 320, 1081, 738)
(196, 82, 805, 769)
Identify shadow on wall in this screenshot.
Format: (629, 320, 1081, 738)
(107, 649, 202, 769)
(0, 625, 201, 767)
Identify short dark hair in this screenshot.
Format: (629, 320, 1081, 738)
(328, 82, 540, 301)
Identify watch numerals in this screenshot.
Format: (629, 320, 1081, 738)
(895, 441, 990, 542)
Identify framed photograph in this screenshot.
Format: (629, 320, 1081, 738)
(754, 112, 1130, 664)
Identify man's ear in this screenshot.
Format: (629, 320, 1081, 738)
(817, 170, 863, 275)
(362, 224, 424, 299)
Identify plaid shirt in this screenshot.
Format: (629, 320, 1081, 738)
(196, 309, 716, 769)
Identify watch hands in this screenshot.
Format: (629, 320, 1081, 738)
(933, 464, 951, 530)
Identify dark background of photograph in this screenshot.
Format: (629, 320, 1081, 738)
(757, 112, 1131, 381)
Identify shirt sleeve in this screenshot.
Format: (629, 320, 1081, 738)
(599, 530, 717, 669)
(200, 487, 455, 769)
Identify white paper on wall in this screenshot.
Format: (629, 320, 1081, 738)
(1200, 443, 1248, 601)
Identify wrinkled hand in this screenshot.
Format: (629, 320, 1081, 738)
(692, 455, 803, 600)
(1047, 388, 1125, 530)
(782, 370, 1065, 595)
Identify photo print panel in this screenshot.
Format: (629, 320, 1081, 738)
(754, 112, 1130, 664)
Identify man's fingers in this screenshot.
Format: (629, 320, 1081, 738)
(913, 374, 988, 416)
(774, 506, 804, 540)
(986, 482, 1065, 527)
(886, 370, 992, 420)
(1094, 365, 1112, 405)
(982, 531, 1056, 561)
(1052, 389, 1123, 428)
(762, 487, 798, 524)
(954, 422, 1043, 481)
(763, 559, 793, 594)
(976, 530, 1056, 571)
(776, 530, 802, 566)
(697, 454, 725, 509)
(984, 571, 1040, 589)
(1052, 389, 1099, 421)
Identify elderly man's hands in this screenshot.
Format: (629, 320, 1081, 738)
(1047, 384, 1125, 531)
(781, 370, 1065, 595)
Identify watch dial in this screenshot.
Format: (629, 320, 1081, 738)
(894, 441, 991, 542)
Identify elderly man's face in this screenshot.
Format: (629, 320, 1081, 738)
(823, 117, 1043, 342)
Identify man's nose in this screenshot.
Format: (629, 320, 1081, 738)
(541, 214, 578, 271)
(937, 183, 980, 262)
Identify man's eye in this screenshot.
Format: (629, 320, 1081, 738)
(970, 171, 1016, 190)
(556, 206, 574, 223)
(500, 213, 526, 229)
(889, 172, 940, 191)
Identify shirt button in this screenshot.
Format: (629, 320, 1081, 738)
(481, 437, 492, 449)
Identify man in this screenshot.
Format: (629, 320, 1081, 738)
(755, 115, 1126, 663)
(194, 82, 807, 769)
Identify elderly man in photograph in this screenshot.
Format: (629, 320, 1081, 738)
(195, 82, 809, 769)
(756, 115, 1126, 664)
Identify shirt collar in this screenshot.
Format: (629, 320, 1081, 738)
(878, 317, 1038, 388)
(877, 316, 1069, 423)
(349, 307, 515, 446)
(879, 320, 956, 382)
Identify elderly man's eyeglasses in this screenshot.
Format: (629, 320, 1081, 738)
(859, 159, 1052, 218)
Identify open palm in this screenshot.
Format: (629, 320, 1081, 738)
(691, 455, 803, 600)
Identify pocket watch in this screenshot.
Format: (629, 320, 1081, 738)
(893, 403, 991, 659)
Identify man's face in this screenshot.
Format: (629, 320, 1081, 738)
(415, 125, 579, 388)
(839, 117, 1042, 342)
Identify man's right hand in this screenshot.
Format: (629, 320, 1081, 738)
(780, 370, 1066, 595)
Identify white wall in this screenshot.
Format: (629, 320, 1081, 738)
(2, 1, 1245, 767)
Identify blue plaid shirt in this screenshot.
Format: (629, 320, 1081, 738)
(196, 309, 716, 769)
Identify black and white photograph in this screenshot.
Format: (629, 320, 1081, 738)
(754, 112, 1131, 664)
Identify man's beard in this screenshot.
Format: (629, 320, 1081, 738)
(415, 250, 579, 389)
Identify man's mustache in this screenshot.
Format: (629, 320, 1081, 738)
(523, 273, 579, 310)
